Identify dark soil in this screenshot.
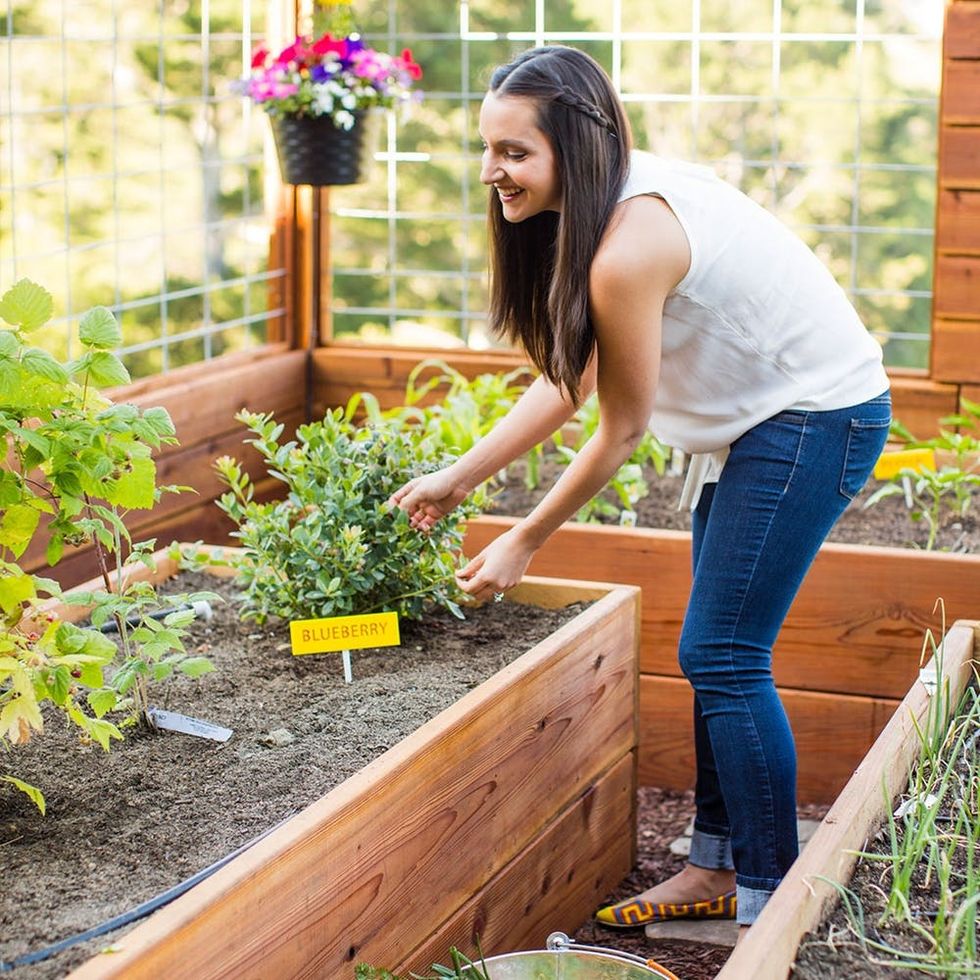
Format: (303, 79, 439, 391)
(0, 572, 587, 979)
(489, 459, 980, 554)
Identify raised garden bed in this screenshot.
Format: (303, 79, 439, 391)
(2, 549, 641, 979)
(716, 618, 979, 979)
(470, 468, 980, 805)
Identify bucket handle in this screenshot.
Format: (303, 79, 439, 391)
(545, 933, 680, 980)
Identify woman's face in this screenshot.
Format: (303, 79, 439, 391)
(479, 92, 561, 221)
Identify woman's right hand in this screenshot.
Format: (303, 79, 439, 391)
(386, 467, 470, 532)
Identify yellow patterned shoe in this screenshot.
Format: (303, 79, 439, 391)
(594, 890, 737, 929)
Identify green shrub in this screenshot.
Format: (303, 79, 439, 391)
(215, 397, 487, 624)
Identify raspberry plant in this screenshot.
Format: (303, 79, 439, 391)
(0, 279, 215, 813)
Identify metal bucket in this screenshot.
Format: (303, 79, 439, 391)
(470, 933, 680, 980)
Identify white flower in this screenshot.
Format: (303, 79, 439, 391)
(341, 92, 356, 110)
(312, 85, 334, 115)
(335, 110, 356, 130)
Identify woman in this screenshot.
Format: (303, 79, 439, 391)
(388, 45, 891, 932)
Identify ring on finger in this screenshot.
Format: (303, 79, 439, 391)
(492, 591, 505, 603)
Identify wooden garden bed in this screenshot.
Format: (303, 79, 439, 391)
(464, 516, 980, 804)
(716, 618, 979, 979)
(59, 553, 641, 979)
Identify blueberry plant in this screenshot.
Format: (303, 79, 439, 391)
(0, 279, 215, 813)
(215, 397, 488, 624)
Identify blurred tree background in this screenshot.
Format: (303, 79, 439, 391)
(1, 1, 941, 376)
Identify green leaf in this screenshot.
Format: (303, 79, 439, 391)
(45, 665, 71, 705)
(142, 406, 176, 438)
(87, 688, 118, 718)
(103, 455, 156, 509)
(78, 306, 121, 349)
(80, 629, 118, 662)
(1, 775, 46, 814)
(177, 656, 215, 679)
(0, 332, 19, 357)
(86, 351, 130, 387)
(13, 426, 51, 456)
(0, 279, 53, 333)
(46, 534, 64, 567)
(21, 347, 68, 384)
(0, 505, 40, 559)
(0, 359, 23, 402)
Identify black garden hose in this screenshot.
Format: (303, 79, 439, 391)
(0, 814, 292, 972)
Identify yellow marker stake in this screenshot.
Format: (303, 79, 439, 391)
(873, 448, 936, 480)
(289, 612, 400, 684)
(874, 448, 936, 509)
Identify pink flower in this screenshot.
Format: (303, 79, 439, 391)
(397, 48, 423, 81)
(250, 80, 299, 102)
(251, 45, 270, 69)
(312, 33, 347, 58)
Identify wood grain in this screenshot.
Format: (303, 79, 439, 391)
(942, 60, 980, 124)
(716, 621, 979, 980)
(946, 3, 980, 60)
(934, 254, 980, 318)
(464, 517, 980, 701)
(939, 127, 980, 191)
(400, 753, 636, 973)
(930, 317, 980, 382)
(638, 675, 901, 804)
(936, 189, 980, 255)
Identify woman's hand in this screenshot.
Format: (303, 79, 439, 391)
(386, 467, 470, 532)
(456, 526, 536, 603)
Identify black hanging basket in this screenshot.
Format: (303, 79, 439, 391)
(270, 111, 381, 186)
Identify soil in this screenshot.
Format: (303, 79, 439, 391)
(0, 572, 587, 979)
(488, 459, 980, 555)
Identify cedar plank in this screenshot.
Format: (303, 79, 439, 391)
(400, 753, 636, 973)
(638, 674, 903, 805)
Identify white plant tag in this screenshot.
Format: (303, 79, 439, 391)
(919, 660, 938, 695)
(148, 708, 233, 742)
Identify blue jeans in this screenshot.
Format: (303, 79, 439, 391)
(680, 392, 891, 924)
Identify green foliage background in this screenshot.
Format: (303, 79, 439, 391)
(1, 1, 941, 375)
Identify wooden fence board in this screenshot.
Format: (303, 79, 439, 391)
(401, 753, 636, 973)
(887, 374, 961, 438)
(639, 675, 901, 804)
(717, 622, 979, 979)
(939, 127, 980, 190)
(946, 3, 980, 60)
(934, 254, 980, 318)
(121, 350, 306, 456)
(942, 60, 980, 124)
(936, 188, 980, 254)
(931, 318, 980, 382)
(465, 517, 980, 701)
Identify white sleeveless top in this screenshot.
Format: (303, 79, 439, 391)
(617, 150, 889, 506)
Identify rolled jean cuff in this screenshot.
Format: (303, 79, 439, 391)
(688, 828, 734, 871)
(735, 882, 778, 925)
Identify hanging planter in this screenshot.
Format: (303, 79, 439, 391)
(238, 29, 422, 187)
(270, 110, 382, 186)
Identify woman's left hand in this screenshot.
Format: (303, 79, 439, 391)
(456, 526, 536, 604)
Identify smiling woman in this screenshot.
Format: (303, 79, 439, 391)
(479, 94, 563, 218)
(387, 42, 894, 941)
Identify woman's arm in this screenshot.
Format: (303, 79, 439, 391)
(387, 361, 593, 530)
(457, 196, 690, 598)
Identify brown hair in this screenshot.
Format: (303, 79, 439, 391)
(486, 46, 632, 405)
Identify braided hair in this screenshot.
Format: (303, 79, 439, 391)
(485, 46, 632, 405)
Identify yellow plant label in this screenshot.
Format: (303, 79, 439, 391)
(873, 448, 936, 480)
(289, 612, 400, 656)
